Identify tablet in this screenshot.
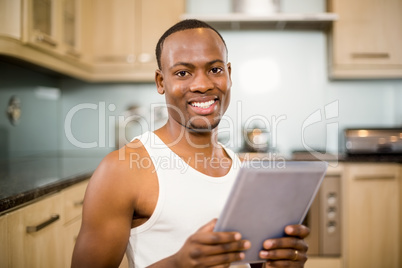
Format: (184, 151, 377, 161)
(214, 161, 328, 264)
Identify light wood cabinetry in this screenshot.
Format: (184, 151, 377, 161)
(0, 179, 90, 268)
(0, 0, 22, 39)
(342, 163, 400, 268)
(7, 193, 64, 268)
(329, 0, 402, 79)
(0, 214, 8, 267)
(23, 0, 83, 59)
(0, 0, 185, 82)
(87, 0, 185, 82)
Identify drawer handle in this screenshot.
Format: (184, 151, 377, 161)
(26, 214, 60, 233)
(354, 175, 396, 180)
(351, 52, 390, 59)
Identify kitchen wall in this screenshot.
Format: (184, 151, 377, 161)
(0, 61, 61, 158)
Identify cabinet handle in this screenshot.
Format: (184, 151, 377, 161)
(36, 34, 58, 47)
(351, 53, 390, 59)
(74, 200, 84, 206)
(26, 214, 60, 233)
(354, 175, 396, 180)
(66, 49, 81, 58)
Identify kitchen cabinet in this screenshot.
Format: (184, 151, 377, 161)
(0, 0, 21, 39)
(342, 163, 400, 268)
(0, 214, 8, 267)
(0, 0, 185, 82)
(0, 0, 91, 80)
(329, 0, 402, 79)
(24, 0, 84, 60)
(7, 193, 64, 268)
(87, 0, 185, 82)
(0, 179, 90, 268)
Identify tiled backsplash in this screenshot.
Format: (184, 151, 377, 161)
(0, 61, 60, 158)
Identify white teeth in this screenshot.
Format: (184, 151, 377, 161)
(191, 100, 215, 109)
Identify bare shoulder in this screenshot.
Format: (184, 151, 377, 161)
(86, 139, 155, 207)
(72, 139, 156, 267)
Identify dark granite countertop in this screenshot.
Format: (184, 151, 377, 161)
(0, 151, 107, 214)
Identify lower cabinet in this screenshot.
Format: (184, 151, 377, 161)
(0, 214, 8, 267)
(7, 194, 64, 268)
(0, 179, 89, 268)
(342, 163, 400, 268)
(306, 257, 342, 268)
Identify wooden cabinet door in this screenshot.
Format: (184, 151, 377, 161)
(330, 0, 402, 78)
(137, 0, 185, 69)
(343, 163, 400, 268)
(0, 0, 22, 39)
(25, 0, 62, 51)
(61, 0, 83, 59)
(8, 194, 63, 268)
(90, 0, 137, 64)
(0, 214, 8, 267)
(62, 179, 88, 224)
(86, 0, 184, 81)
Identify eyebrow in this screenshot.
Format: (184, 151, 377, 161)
(169, 59, 226, 70)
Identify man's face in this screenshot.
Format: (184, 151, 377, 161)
(156, 28, 232, 132)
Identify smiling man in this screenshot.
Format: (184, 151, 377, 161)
(72, 19, 309, 268)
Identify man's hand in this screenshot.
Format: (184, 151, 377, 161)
(259, 224, 310, 267)
(171, 219, 251, 268)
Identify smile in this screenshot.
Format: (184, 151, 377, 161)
(190, 100, 216, 109)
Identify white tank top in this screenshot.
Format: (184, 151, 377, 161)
(126, 131, 249, 268)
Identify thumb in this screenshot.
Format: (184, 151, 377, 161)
(197, 218, 217, 233)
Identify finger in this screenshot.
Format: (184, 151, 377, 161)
(259, 248, 307, 262)
(197, 218, 218, 233)
(201, 239, 251, 256)
(192, 222, 243, 245)
(262, 237, 308, 252)
(284, 224, 310, 238)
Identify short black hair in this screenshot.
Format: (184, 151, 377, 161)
(155, 19, 227, 70)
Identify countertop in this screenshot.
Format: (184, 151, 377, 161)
(0, 151, 106, 214)
(2, 150, 401, 214)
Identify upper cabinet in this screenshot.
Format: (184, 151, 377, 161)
(24, 0, 82, 59)
(181, 13, 338, 31)
(329, 0, 402, 79)
(0, 0, 185, 82)
(86, 0, 185, 82)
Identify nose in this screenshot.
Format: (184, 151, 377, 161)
(189, 72, 214, 93)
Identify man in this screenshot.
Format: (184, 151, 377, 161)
(72, 19, 309, 268)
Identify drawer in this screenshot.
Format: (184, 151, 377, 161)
(62, 179, 89, 224)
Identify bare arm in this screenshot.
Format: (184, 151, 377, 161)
(71, 150, 136, 268)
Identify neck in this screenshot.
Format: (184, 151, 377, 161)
(156, 118, 221, 156)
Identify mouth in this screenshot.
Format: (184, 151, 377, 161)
(189, 99, 216, 109)
(188, 98, 219, 115)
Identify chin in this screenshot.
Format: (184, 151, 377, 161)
(188, 121, 220, 133)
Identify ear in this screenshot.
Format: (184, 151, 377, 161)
(155, 69, 165, 95)
(227, 62, 232, 87)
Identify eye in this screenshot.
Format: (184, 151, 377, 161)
(210, 67, 223, 74)
(175, 70, 190, 77)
